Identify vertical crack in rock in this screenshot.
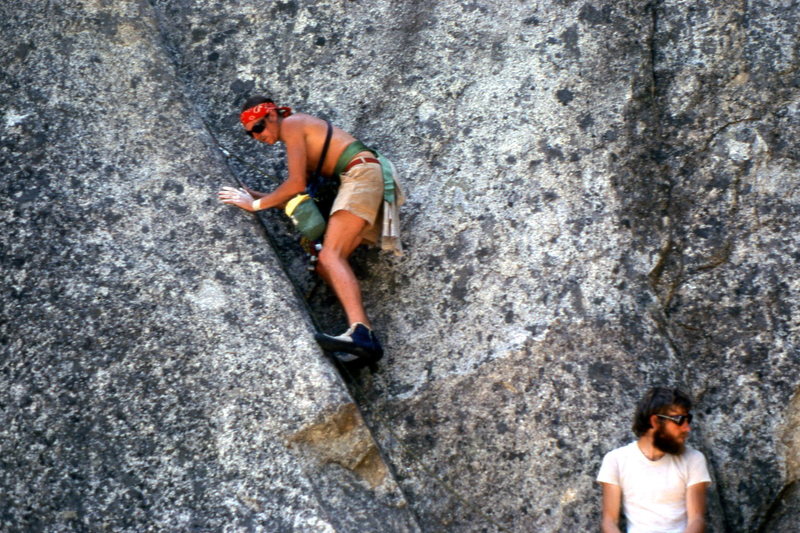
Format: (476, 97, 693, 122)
(646, 0, 661, 103)
(755, 389, 800, 531)
(754, 480, 800, 533)
(639, 1, 800, 529)
(780, 389, 800, 486)
(635, 1, 687, 368)
(145, 1, 332, 335)
(288, 403, 389, 489)
(647, 238, 682, 312)
(140, 3, 421, 526)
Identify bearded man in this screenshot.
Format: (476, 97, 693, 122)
(597, 387, 712, 533)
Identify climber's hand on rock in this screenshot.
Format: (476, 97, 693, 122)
(218, 186, 254, 211)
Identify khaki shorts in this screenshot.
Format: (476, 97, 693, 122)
(331, 160, 384, 245)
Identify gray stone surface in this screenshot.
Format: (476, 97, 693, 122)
(0, 1, 417, 531)
(2, 0, 799, 532)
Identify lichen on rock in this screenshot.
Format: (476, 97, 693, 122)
(288, 403, 389, 489)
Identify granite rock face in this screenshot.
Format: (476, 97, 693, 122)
(2, 0, 798, 532)
(0, 1, 417, 531)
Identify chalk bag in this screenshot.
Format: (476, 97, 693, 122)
(285, 193, 326, 241)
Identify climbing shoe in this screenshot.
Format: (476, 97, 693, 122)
(314, 323, 383, 363)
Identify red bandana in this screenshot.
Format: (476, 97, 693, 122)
(240, 102, 293, 125)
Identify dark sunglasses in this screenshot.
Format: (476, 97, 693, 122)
(656, 413, 693, 425)
(246, 118, 267, 137)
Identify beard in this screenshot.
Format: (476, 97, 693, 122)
(653, 424, 685, 455)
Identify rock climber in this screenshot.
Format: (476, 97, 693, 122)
(218, 96, 403, 366)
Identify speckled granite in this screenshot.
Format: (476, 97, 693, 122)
(2, 0, 798, 531)
(0, 1, 417, 531)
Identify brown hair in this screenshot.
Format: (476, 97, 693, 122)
(632, 387, 693, 437)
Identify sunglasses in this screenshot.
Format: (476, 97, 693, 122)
(656, 413, 693, 426)
(246, 118, 267, 137)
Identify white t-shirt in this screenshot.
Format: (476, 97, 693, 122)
(597, 441, 711, 533)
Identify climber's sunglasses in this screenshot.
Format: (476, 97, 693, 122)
(656, 413, 693, 426)
(246, 119, 267, 137)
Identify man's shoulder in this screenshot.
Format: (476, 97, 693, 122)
(682, 445, 706, 458)
(281, 113, 328, 144)
(608, 441, 638, 455)
(680, 445, 708, 465)
(602, 441, 638, 462)
(283, 112, 318, 129)
(597, 441, 637, 484)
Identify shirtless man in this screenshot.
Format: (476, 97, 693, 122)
(218, 97, 402, 365)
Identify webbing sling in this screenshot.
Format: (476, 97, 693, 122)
(306, 120, 333, 199)
(333, 140, 397, 204)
